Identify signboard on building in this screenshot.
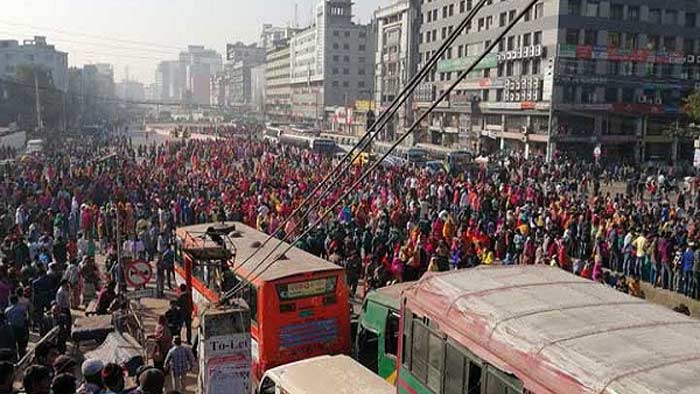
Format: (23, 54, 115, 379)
(558, 44, 686, 64)
(437, 54, 498, 73)
(354, 100, 376, 112)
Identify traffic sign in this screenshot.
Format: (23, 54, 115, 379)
(125, 260, 153, 287)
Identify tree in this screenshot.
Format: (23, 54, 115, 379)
(683, 89, 700, 124)
(0, 65, 63, 130)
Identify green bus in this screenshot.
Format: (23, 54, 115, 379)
(355, 282, 414, 383)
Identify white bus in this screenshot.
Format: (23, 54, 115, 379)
(26, 139, 44, 155)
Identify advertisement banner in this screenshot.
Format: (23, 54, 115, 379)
(437, 54, 498, 73)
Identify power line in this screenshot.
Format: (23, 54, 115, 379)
(222, 0, 542, 300)
(0, 29, 183, 57)
(219, 0, 494, 300)
(0, 19, 186, 51)
(219, 0, 496, 302)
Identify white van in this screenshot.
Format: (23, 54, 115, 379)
(26, 139, 44, 155)
(258, 355, 394, 394)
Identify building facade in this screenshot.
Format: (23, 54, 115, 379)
(374, 0, 421, 141)
(265, 44, 293, 121)
(289, 0, 376, 125)
(414, 0, 700, 163)
(179, 46, 222, 106)
(0, 36, 68, 92)
(220, 42, 266, 109)
(155, 60, 184, 102)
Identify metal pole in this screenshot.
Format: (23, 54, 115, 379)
(34, 72, 42, 131)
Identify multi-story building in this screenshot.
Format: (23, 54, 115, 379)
(374, 0, 421, 141)
(0, 36, 68, 91)
(179, 45, 222, 106)
(415, 0, 700, 163)
(265, 43, 293, 121)
(259, 25, 303, 50)
(155, 60, 184, 102)
(251, 64, 266, 114)
(116, 80, 146, 102)
(221, 42, 266, 109)
(289, 0, 376, 126)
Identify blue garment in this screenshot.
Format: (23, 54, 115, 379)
(4, 304, 27, 329)
(683, 249, 695, 273)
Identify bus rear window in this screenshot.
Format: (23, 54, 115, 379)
(276, 277, 337, 301)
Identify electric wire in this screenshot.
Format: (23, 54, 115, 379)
(223, 0, 542, 299)
(219, 0, 496, 302)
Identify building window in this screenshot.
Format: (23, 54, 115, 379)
(332, 81, 339, 87)
(344, 31, 350, 37)
(333, 55, 339, 62)
(333, 30, 339, 37)
(534, 31, 542, 45)
(359, 44, 366, 51)
(532, 58, 541, 74)
(584, 30, 597, 46)
(664, 36, 676, 51)
(449, 4, 454, 16)
(607, 32, 621, 48)
(534, 3, 544, 19)
(358, 81, 365, 88)
(358, 68, 365, 75)
(332, 68, 338, 75)
(566, 29, 579, 45)
(687, 13, 697, 28)
(568, 0, 581, 15)
(605, 87, 618, 102)
(684, 39, 695, 54)
(333, 43, 339, 49)
(610, 4, 623, 20)
(507, 36, 515, 50)
(460, 1, 465, 13)
(342, 81, 349, 87)
(499, 12, 507, 27)
(664, 10, 678, 25)
(359, 56, 365, 63)
(522, 59, 531, 75)
(628, 6, 640, 22)
(586, 0, 599, 17)
(649, 9, 661, 24)
(343, 43, 350, 50)
(442, 5, 448, 18)
(343, 68, 349, 75)
(344, 55, 350, 62)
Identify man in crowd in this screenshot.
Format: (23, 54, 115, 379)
(163, 336, 195, 392)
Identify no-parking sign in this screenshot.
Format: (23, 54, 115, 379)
(126, 260, 153, 287)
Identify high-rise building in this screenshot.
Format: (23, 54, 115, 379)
(288, 0, 376, 125)
(259, 24, 303, 50)
(116, 80, 146, 102)
(221, 42, 266, 109)
(416, 0, 700, 163)
(0, 36, 68, 92)
(179, 46, 222, 106)
(265, 43, 293, 121)
(374, 0, 421, 141)
(155, 60, 184, 102)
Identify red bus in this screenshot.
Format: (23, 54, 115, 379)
(174, 222, 351, 383)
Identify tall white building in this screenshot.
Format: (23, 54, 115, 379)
(0, 36, 68, 92)
(289, 0, 375, 124)
(374, 0, 421, 140)
(155, 60, 184, 102)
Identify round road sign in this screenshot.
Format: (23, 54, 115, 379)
(126, 260, 153, 287)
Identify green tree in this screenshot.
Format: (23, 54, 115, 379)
(683, 89, 700, 124)
(0, 65, 63, 130)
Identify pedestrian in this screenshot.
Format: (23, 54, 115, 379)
(63, 259, 82, 308)
(0, 362, 13, 394)
(164, 300, 183, 340)
(4, 295, 28, 358)
(176, 284, 192, 344)
(55, 279, 72, 326)
(96, 281, 117, 315)
(77, 358, 104, 394)
(51, 373, 77, 394)
(0, 314, 16, 362)
(101, 362, 127, 394)
(147, 315, 172, 371)
(22, 365, 52, 394)
(135, 367, 165, 394)
(163, 336, 195, 392)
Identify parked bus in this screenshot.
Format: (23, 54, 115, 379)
(397, 265, 700, 394)
(258, 355, 394, 394)
(446, 150, 473, 175)
(263, 124, 285, 144)
(279, 133, 337, 155)
(355, 282, 413, 383)
(374, 142, 427, 166)
(174, 222, 351, 384)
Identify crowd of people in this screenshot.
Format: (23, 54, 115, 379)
(0, 125, 699, 392)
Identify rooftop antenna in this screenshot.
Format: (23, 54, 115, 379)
(294, 3, 299, 28)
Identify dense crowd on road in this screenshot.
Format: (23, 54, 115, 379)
(0, 126, 699, 392)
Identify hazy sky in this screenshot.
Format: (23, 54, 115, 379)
(3, 0, 385, 84)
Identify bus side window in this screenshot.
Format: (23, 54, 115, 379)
(483, 367, 521, 394)
(402, 311, 413, 368)
(385, 312, 399, 357)
(445, 341, 483, 394)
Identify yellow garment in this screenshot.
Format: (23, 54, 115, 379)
(443, 217, 455, 240)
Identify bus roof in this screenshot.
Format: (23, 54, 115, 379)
(404, 265, 700, 394)
(263, 355, 394, 394)
(366, 281, 414, 311)
(176, 222, 341, 282)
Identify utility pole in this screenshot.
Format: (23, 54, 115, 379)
(34, 72, 43, 131)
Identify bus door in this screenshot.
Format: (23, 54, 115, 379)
(356, 299, 400, 381)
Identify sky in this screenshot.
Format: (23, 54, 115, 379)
(2, 0, 386, 84)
